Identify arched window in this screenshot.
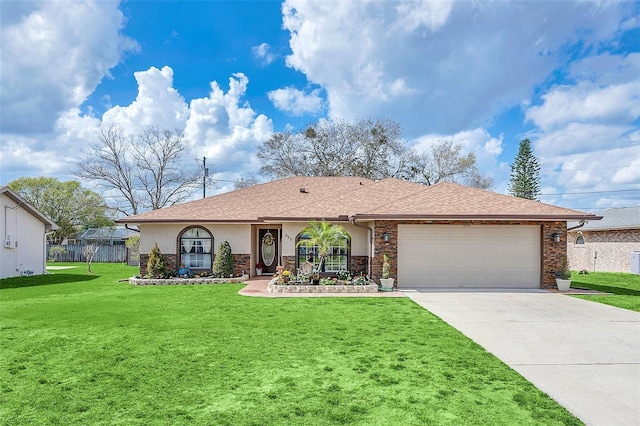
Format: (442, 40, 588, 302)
(575, 235, 585, 245)
(179, 227, 213, 269)
(296, 232, 350, 273)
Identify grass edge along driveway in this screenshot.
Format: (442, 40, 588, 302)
(570, 271, 640, 312)
(0, 263, 581, 425)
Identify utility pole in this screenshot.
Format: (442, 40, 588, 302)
(196, 156, 209, 198)
(202, 156, 208, 198)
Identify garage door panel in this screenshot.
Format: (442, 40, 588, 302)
(398, 225, 540, 289)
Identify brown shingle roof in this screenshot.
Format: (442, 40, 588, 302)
(116, 177, 600, 224)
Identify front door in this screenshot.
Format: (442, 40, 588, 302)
(258, 229, 279, 274)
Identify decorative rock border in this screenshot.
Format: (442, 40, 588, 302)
(267, 278, 379, 293)
(129, 274, 249, 286)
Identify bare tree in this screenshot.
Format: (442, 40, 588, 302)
(76, 125, 201, 215)
(83, 244, 100, 273)
(258, 118, 415, 181)
(411, 140, 494, 189)
(234, 172, 261, 190)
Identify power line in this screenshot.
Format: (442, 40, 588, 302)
(540, 188, 639, 196)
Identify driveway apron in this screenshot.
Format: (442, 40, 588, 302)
(403, 289, 640, 426)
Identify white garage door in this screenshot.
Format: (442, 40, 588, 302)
(398, 225, 540, 288)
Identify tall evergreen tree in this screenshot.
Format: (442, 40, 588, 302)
(508, 139, 541, 201)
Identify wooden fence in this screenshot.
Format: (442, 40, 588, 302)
(47, 244, 129, 263)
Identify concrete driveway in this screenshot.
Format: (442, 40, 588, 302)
(402, 289, 640, 426)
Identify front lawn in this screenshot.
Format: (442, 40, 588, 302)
(570, 271, 640, 312)
(1, 263, 580, 425)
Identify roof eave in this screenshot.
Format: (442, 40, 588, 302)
(115, 218, 259, 224)
(350, 214, 604, 221)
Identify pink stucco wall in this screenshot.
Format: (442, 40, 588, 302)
(568, 229, 640, 273)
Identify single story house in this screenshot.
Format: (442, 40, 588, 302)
(1, 186, 58, 278)
(568, 206, 640, 273)
(117, 177, 600, 290)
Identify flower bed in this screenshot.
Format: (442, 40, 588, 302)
(129, 274, 249, 286)
(267, 277, 379, 293)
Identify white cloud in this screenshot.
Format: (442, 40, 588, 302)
(0, 67, 273, 194)
(523, 52, 640, 208)
(184, 73, 273, 177)
(267, 87, 324, 116)
(525, 80, 640, 132)
(0, 0, 138, 134)
(282, 0, 632, 136)
(102, 66, 190, 134)
(393, 0, 453, 33)
(413, 128, 503, 173)
(251, 42, 276, 66)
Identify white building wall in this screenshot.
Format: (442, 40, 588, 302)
(140, 223, 252, 254)
(280, 222, 369, 256)
(1, 193, 47, 278)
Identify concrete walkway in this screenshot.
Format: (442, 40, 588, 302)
(403, 289, 640, 426)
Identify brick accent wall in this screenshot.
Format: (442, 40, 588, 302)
(370, 220, 565, 289)
(541, 222, 567, 290)
(233, 254, 251, 277)
(139, 253, 178, 277)
(351, 256, 369, 277)
(139, 253, 251, 277)
(568, 229, 640, 273)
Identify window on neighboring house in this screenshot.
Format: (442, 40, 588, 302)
(296, 233, 350, 273)
(179, 227, 213, 269)
(575, 235, 585, 245)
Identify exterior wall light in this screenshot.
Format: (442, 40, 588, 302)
(551, 232, 562, 243)
(383, 232, 390, 242)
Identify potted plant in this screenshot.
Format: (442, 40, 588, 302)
(380, 253, 395, 291)
(555, 257, 572, 292)
(256, 261, 265, 276)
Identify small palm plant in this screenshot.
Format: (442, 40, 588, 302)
(296, 221, 349, 273)
(382, 253, 392, 279)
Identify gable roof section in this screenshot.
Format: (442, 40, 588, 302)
(117, 177, 600, 224)
(0, 186, 58, 230)
(569, 206, 640, 231)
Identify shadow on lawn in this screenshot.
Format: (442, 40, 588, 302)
(0, 273, 99, 290)
(571, 281, 640, 297)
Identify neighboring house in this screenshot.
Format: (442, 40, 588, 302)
(568, 206, 640, 273)
(0, 186, 58, 279)
(117, 177, 599, 289)
(79, 227, 138, 245)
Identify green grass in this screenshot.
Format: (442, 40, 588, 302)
(570, 271, 640, 312)
(0, 263, 580, 425)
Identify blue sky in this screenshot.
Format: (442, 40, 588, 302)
(1, 0, 639, 213)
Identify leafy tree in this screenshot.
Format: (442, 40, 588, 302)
(147, 243, 166, 278)
(508, 138, 541, 200)
(8, 177, 113, 244)
(76, 125, 202, 216)
(411, 140, 494, 189)
(48, 245, 67, 262)
(212, 241, 234, 277)
(296, 221, 349, 272)
(125, 235, 140, 263)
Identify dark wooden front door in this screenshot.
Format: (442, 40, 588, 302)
(258, 229, 279, 274)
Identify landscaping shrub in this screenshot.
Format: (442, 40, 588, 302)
(147, 243, 166, 278)
(212, 241, 233, 277)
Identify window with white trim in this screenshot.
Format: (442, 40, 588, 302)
(296, 234, 350, 273)
(179, 227, 213, 269)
